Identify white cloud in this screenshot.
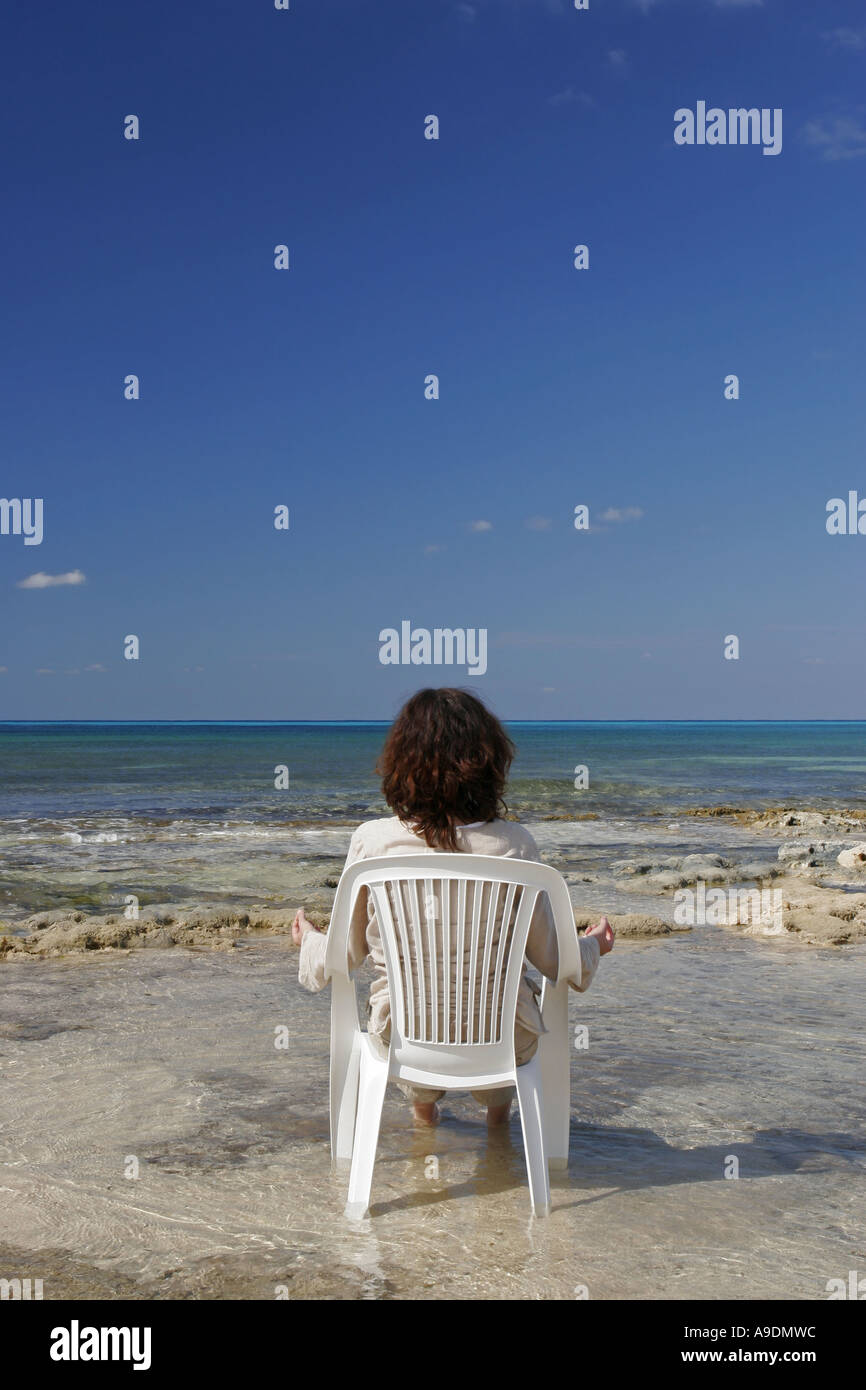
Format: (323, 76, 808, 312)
(36, 668, 56, 675)
(469, 519, 493, 532)
(85, 663, 107, 672)
(607, 49, 629, 73)
(634, 0, 762, 9)
(424, 543, 444, 554)
(803, 114, 866, 161)
(822, 26, 866, 52)
(599, 506, 643, 523)
(16, 569, 86, 589)
(457, 0, 564, 12)
(549, 87, 596, 108)
(525, 516, 552, 530)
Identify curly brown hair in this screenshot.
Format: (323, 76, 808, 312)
(377, 688, 515, 851)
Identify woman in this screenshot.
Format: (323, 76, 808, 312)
(293, 688, 614, 1126)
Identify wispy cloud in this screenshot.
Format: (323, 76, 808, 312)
(525, 516, 552, 531)
(802, 114, 866, 161)
(468, 519, 493, 532)
(85, 663, 107, 672)
(495, 629, 674, 651)
(634, 0, 762, 9)
(16, 569, 86, 589)
(424, 543, 444, 554)
(455, 0, 565, 14)
(822, 26, 866, 52)
(599, 506, 643, 523)
(606, 48, 629, 74)
(548, 87, 596, 109)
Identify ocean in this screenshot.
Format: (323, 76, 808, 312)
(1, 721, 864, 922)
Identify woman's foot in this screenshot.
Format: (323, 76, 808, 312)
(486, 1100, 511, 1127)
(413, 1102, 440, 1126)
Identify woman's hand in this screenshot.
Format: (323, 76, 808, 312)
(585, 915, 615, 955)
(292, 908, 320, 946)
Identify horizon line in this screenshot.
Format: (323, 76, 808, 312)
(1, 719, 866, 727)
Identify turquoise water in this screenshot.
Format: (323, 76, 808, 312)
(2, 721, 865, 822)
(1, 722, 864, 921)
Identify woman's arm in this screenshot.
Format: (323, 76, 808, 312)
(571, 917, 613, 992)
(518, 828, 614, 989)
(293, 910, 329, 992)
(293, 828, 371, 992)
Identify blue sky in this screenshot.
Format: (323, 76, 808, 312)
(1, 0, 864, 720)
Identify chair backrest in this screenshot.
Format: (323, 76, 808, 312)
(325, 853, 580, 1079)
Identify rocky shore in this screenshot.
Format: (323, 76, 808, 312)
(3, 806, 865, 959)
(0, 903, 683, 960)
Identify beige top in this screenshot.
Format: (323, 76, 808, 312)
(298, 816, 600, 1046)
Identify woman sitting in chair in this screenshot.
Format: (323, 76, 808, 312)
(293, 687, 614, 1127)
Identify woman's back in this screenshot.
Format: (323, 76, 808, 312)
(340, 815, 559, 1047)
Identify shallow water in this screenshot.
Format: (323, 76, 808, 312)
(2, 720, 865, 920)
(1, 929, 863, 1300)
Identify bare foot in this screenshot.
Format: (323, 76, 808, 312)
(487, 1101, 511, 1127)
(413, 1102, 439, 1126)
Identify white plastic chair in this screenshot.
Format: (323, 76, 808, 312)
(324, 853, 581, 1219)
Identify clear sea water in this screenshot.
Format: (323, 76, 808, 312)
(1, 721, 864, 922)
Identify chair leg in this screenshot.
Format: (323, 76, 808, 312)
(538, 979, 571, 1170)
(345, 1041, 389, 1221)
(330, 976, 361, 1167)
(514, 1057, 551, 1217)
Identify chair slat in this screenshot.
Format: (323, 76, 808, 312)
(390, 880, 416, 1040)
(407, 880, 427, 1041)
(370, 884, 407, 1037)
(424, 876, 439, 1044)
(441, 878, 451, 1043)
(455, 879, 466, 1044)
(477, 881, 501, 1044)
(467, 880, 483, 1045)
(490, 881, 520, 1042)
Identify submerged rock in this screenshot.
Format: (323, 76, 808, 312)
(837, 842, 866, 870)
(573, 911, 688, 939)
(0, 904, 317, 959)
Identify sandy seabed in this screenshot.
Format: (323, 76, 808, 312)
(1, 922, 864, 1301)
